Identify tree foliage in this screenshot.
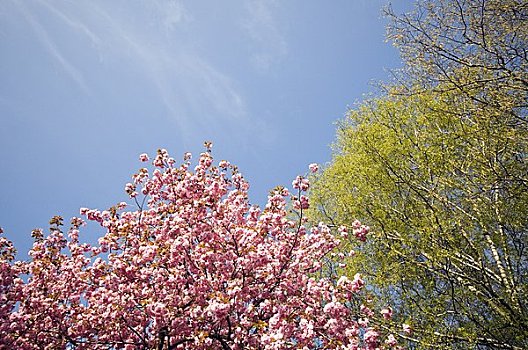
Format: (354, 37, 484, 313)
(386, 0, 527, 124)
(310, 0, 528, 348)
(0, 148, 402, 349)
(310, 90, 527, 349)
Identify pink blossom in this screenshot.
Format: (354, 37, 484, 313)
(337, 276, 350, 287)
(139, 153, 149, 162)
(352, 273, 365, 292)
(309, 163, 319, 173)
(381, 307, 393, 320)
(358, 318, 369, 328)
(363, 327, 380, 345)
(353, 223, 370, 242)
(298, 195, 310, 209)
(292, 175, 310, 191)
(338, 225, 348, 237)
(361, 304, 375, 317)
(124, 182, 135, 192)
(385, 334, 398, 347)
(0, 147, 402, 350)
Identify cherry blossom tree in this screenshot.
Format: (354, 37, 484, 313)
(0, 146, 402, 349)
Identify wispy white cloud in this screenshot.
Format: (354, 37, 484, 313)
(10, 0, 249, 139)
(243, 0, 288, 72)
(13, 0, 90, 93)
(147, 53, 247, 140)
(37, 0, 101, 48)
(85, 1, 246, 138)
(154, 0, 192, 35)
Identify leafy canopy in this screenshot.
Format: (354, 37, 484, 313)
(311, 1, 527, 348)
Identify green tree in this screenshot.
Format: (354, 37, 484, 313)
(385, 0, 527, 124)
(310, 88, 527, 349)
(310, 1, 527, 348)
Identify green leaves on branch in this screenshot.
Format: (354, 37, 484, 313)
(310, 86, 528, 348)
(310, 1, 527, 347)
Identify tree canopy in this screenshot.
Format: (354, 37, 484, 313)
(310, 0, 528, 348)
(386, 0, 527, 122)
(310, 89, 527, 349)
(0, 148, 403, 349)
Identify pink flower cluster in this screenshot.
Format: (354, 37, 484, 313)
(292, 175, 310, 192)
(338, 221, 370, 242)
(309, 163, 319, 173)
(352, 219, 370, 242)
(0, 149, 403, 349)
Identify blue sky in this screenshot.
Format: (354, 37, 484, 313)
(0, 0, 410, 257)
